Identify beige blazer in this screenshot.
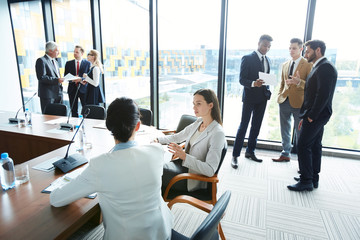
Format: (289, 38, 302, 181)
(158, 118, 225, 191)
(277, 57, 312, 108)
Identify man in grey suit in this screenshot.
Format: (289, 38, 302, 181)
(35, 41, 65, 113)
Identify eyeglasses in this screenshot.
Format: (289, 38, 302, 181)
(87, 54, 94, 56)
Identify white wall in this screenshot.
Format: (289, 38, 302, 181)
(0, 2, 22, 111)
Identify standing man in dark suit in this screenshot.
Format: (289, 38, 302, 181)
(231, 34, 273, 168)
(35, 41, 65, 113)
(288, 40, 337, 191)
(64, 45, 91, 117)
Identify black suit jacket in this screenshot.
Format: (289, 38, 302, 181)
(35, 55, 63, 99)
(64, 59, 91, 95)
(240, 51, 271, 104)
(300, 58, 337, 121)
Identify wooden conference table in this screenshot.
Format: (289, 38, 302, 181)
(0, 111, 162, 239)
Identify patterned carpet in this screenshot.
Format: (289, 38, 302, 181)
(70, 147, 360, 240)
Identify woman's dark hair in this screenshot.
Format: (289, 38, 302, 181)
(193, 89, 222, 125)
(106, 97, 140, 142)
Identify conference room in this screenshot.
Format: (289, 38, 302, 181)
(1, 0, 360, 239)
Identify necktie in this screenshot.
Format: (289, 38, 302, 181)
(76, 61, 80, 76)
(261, 56, 265, 72)
(52, 59, 59, 77)
(289, 61, 295, 78)
(76, 61, 80, 86)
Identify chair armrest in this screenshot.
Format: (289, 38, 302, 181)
(163, 173, 219, 201)
(162, 130, 176, 135)
(167, 195, 214, 212)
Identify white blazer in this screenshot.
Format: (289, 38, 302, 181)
(50, 144, 173, 240)
(158, 118, 225, 191)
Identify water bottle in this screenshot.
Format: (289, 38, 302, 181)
(79, 114, 89, 148)
(75, 125, 84, 151)
(25, 108, 32, 126)
(1, 153, 16, 191)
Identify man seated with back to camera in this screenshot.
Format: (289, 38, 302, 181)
(154, 89, 226, 193)
(50, 97, 173, 240)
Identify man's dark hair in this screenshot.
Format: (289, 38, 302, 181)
(106, 97, 140, 142)
(305, 40, 326, 56)
(75, 45, 85, 54)
(259, 34, 273, 42)
(290, 38, 303, 48)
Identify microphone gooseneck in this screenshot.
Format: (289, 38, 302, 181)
(9, 92, 37, 123)
(63, 108, 90, 159)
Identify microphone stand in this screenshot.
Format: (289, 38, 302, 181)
(60, 81, 82, 130)
(9, 92, 37, 124)
(53, 108, 91, 173)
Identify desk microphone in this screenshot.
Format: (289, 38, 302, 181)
(60, 83, 82, 130)
(9, 92, 37, 124)
(53, 108, 90, 173)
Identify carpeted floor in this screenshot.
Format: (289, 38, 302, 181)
(70, 147, 360, 240)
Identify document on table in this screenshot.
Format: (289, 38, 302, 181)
(259, 72, 277, 86)
(41, 168, 97, 199)
(32, 156, 61, 172)
(64, 73, 81, 81)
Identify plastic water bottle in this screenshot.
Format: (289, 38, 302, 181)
(1, 153, 16, 191)
(75, 125, 84, 151)
(24, 108, 32, 126)
(79, 114, 90, 148)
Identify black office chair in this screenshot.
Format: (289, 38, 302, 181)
(139, 108, 153, 126)
(163, 114, 197, 135)
(81, 105, 106, 120)
(43, 103, 68, 116)
(169, 190, 231, 240)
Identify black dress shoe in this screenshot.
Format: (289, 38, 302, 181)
(287, 182, 313, 191)
(245, 152, 262, 162)
(231, 157, 238, 169)
(294, 177, 318, 188)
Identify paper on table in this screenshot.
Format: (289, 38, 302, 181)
(32, 156, 61, 172)
(41, 168, 97, 199)
(64, 73, 81, 81)
(259, 72, 278, 86)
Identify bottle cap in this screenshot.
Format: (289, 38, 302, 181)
(79, 115, 83, 118)
(75, 125, 80, 129)
(1, 152, 9, 159)
(25, 108, 29, 111)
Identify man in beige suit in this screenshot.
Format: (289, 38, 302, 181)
(273, 38, 312, 162)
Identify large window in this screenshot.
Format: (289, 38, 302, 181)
(9, 0, 45, 113)
(158, 0, 221, 130)
(223, 0, 308, 142)
(100, 0, 150, 109)
(52, 0, 93, 107)
(312, 0, 360, 150)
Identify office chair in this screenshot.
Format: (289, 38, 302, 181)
(43, 103, 68, 116)
(82, 105, 106, 120)
(169, 190, 231, 240)
(162, 114, 197, 135)
(139, 108, 153, 126)
(163, 142, 227, 239)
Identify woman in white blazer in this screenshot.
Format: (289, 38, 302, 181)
(50, 97, 173, 240)
(157, 89, 226, 192)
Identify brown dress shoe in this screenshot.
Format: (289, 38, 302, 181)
(272, 156, 290, 162)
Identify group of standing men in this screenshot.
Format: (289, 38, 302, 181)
(35, 41, 92, 117)
(231, 35, 338, 192)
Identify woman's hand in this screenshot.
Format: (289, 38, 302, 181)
(83, 73, 87, 79)
(168, 142, 186, 160)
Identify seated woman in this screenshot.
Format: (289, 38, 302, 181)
(82, 49, 104, 105)
(50, 97, 173, 240)
(156, 88, 226, 192)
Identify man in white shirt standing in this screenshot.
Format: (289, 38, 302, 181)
(272, 38, 312, 162)
(64, 45, 91, 117)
